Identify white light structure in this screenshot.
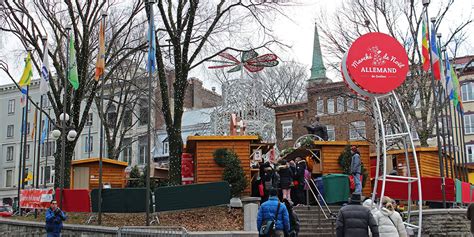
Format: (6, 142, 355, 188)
(211, 78, 276, 143)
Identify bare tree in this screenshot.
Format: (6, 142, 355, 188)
(0, 0, 147, 188)
(317, 0, 472, 146)
(249, 61, 307, 106)
(150, 0, 290, 184)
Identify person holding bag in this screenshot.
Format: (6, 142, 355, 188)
(45, 200, 67, 237)
(373, 196, 407, 237)
(257, 188, 290, 237)
(350, 145, 362, 194)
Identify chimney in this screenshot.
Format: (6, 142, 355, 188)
(212, 87, 216, 93)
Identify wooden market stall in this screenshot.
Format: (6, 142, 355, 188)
(70, 158, 128, 190)
(369, 147, 454, 179)
(186, 135, 270, 195)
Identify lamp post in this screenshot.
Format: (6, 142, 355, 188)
(56, 111, 77, 209)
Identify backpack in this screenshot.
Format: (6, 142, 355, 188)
(259, 202, 281, 237)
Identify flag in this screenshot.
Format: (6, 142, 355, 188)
(68, 32, 79, 90)
(421, 17, 430, 72)
(31, 108, 37, 139)
(19, 52, 33, 87)
(430, 22, 441, 80)
(40, 116, 49, 144)
(147, 5, 156, 73)
(451, 64, 463, 115)
(20, 87, 28, 108)
(445, 52, 454, 100)
(39, 39, 50, 94)
(95, 18, 106, 81)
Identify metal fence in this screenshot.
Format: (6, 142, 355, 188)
(117, 226, 188, 237)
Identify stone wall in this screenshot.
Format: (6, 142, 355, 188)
(0, 218, 117, 236)
(410, 209, 471, 236)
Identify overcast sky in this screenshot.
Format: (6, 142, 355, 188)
(1, 0, 473, 91)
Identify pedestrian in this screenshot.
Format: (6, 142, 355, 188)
(257, 188, 290, 237)
(283, 199, 300, 237)
(277, 160, 293, 202)
(373, 196, 407, 237)
(261, 163, 280, 202)
(362, 198, 378, 237)
(336, 193, 379, 237)
(45, 200, 67, 237)
(467, 202, 474, 235)
(293, 157, 306, 205)
(350, 145, 362, 194)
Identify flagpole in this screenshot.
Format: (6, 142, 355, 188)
(424, 2, 446, 207)
(146, 0, 156, 226)
(440, 46, 455, 179)
(22, 84, 30, 191)
(97, 11, 107, 225)
(460, 112, 468, 180)
(60, 26, 71, 209)
(17, 106, 25, 215)
(32, 107, 38, 219)
(44, 108, 50, 189)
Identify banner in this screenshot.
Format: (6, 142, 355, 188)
(20, 189, 53, 209)
(181, 153, 194, 185)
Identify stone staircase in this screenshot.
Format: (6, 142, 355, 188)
(294, 205, 341, 237)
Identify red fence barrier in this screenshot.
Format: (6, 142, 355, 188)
(55, 189, 91, 212)
(375, 177, 455, 202)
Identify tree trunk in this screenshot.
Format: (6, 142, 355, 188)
(53, 138, 76, 189)
(167, 129, 183, 185)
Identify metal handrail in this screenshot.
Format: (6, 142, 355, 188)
(304, 178, 334, 219)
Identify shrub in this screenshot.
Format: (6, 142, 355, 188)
(213, 149, 248, 197)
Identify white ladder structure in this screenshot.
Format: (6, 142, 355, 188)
(370, 92, 423, 236)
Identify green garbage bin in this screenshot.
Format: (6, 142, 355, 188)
(322, 174, 350, 204)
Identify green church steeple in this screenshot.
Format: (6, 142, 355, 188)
(309, 23, 328, 81)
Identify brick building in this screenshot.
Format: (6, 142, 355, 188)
(274, 24, 374, 150)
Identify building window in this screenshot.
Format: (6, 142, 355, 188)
(412, 91, 421, 108)
(23, 167, 30, 186)
(467, 145, 474, 163)
(5, 170, 13, 187)
(25, 144, 30, 160)
(163, 141, 169, 155)
(411, 127, 419, 141)
(41, 96, 50, 108)
(40, 165, 53, 185)
(122, 138, 132, 165)
(86, 113, 93, 126)
(123, 110, 133, 128)
(281, 120, 293, 141)
(41, 141, 55, 157)
(347, 98, 354, 112)
(316, 99, 324, 115)
(465, 115, 474, 134)
(337, 97, 344, 113)
(8, 99, 15, 114)
(327, 125, 335, 141)
(138, 135, 148, 164)
(85, 136, 93, 153)
(139, 104, 149, 126)
(107, 105, 117, 129)
(327, 99, 335, 114)
(462, 82, 474, 102)
(358, 99, 366, 111)
(7, 125, 14, 138)
(6, 146, 14, 161)
(349, 121, 366, 140)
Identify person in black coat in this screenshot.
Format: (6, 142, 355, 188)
(278, 159, 293, 203)
(261, 163, 280, 202)
(293, 158, 306, 205)
(283, 199, 300, 237)
(336, 193, 379, 237)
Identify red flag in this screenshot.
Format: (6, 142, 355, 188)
(421, 17, 430, 72)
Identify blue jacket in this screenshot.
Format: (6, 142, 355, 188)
(350, 152, 361, 174)
(45, 208, 67, 233)
(257, 196, 290, 232)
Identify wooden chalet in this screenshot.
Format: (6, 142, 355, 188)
(70, 158, 128, 190)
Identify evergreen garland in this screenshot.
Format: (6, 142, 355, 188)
(213, 149, 248, 197)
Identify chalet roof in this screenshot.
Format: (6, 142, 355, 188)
(71, 157, 128, 167)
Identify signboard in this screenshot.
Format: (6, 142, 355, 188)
(20, 189, 53, 209)
(181, 153, 194, 185)
(343, 32, 409, 96)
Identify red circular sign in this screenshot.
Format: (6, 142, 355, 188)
(345, 32, 409, 94)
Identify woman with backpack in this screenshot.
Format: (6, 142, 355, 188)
(373, 196, 407, 237)
(261, 162, 280, 202)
